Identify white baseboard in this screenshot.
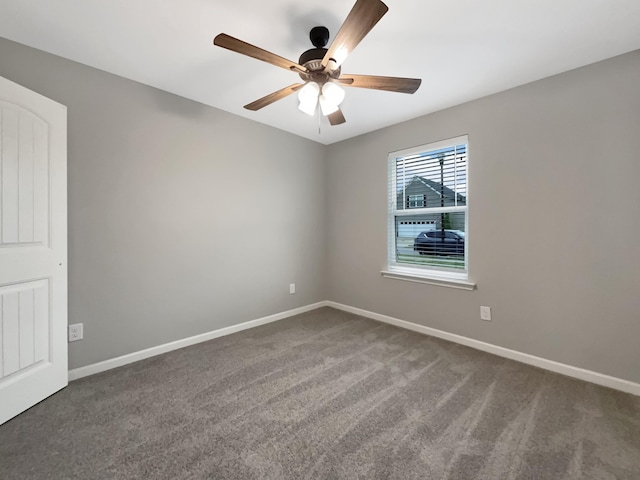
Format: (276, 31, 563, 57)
(325, 301, 640, 397)
(68, 302, 326, 381)
(69, 300, 640, 397)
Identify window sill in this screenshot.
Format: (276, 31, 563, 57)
(381, 268, 476, 291)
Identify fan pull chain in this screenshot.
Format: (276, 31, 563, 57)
(317, 107, 321, 135)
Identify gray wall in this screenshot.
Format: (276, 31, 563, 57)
(0, 38, 327, 370)
(326, 51, 640, 384)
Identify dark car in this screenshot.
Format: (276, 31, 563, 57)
(413, 229, 465, 256)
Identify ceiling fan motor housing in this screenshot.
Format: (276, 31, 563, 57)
(298, 48, 328, 71)
(298, 26, 340, 82)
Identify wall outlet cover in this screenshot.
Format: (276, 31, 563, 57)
(480, 306, 492, 321)
(68, 323, 84, 342)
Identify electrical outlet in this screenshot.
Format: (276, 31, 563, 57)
(480, 306, 492, 322)
(68, 323, 83, 342)
(289, 283, 296, 294)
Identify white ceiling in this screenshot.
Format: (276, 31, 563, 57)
(1, 1, 639, 145)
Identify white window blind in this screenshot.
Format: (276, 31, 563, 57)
(388, 136, 468, 274)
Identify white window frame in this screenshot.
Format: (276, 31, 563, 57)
(382, 135, 475, 290)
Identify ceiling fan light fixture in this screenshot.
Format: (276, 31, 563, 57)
(322, 82, 345, 106)
(319, 94, 339, 116)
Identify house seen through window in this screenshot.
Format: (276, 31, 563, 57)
(387, 135, 468, 276)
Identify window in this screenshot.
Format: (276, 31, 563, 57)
(406, 194, 426, 208)
(387, 135, 468, 279)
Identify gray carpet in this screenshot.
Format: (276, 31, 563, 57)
(1, 307, 639, 479)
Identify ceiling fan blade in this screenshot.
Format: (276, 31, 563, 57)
(214, 34, 306, 73)
(328, 108, 346, 126)
(244, 84, 304, 111)
(321, 0, 389, 71)
(337, 74, 421, 94)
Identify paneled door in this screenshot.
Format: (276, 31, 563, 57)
(0, 76, 67, 425)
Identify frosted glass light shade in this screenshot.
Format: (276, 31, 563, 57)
(298, 82, 320, 116)
(298, 97, 317, 116)
(298, 82, 320, 103)
(319, 95, 339, 116)
(322, 82, 345, 105)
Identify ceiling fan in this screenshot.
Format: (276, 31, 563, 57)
(213, 0, 421, 126)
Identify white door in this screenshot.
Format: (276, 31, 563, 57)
(0, 76, 67, 425)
